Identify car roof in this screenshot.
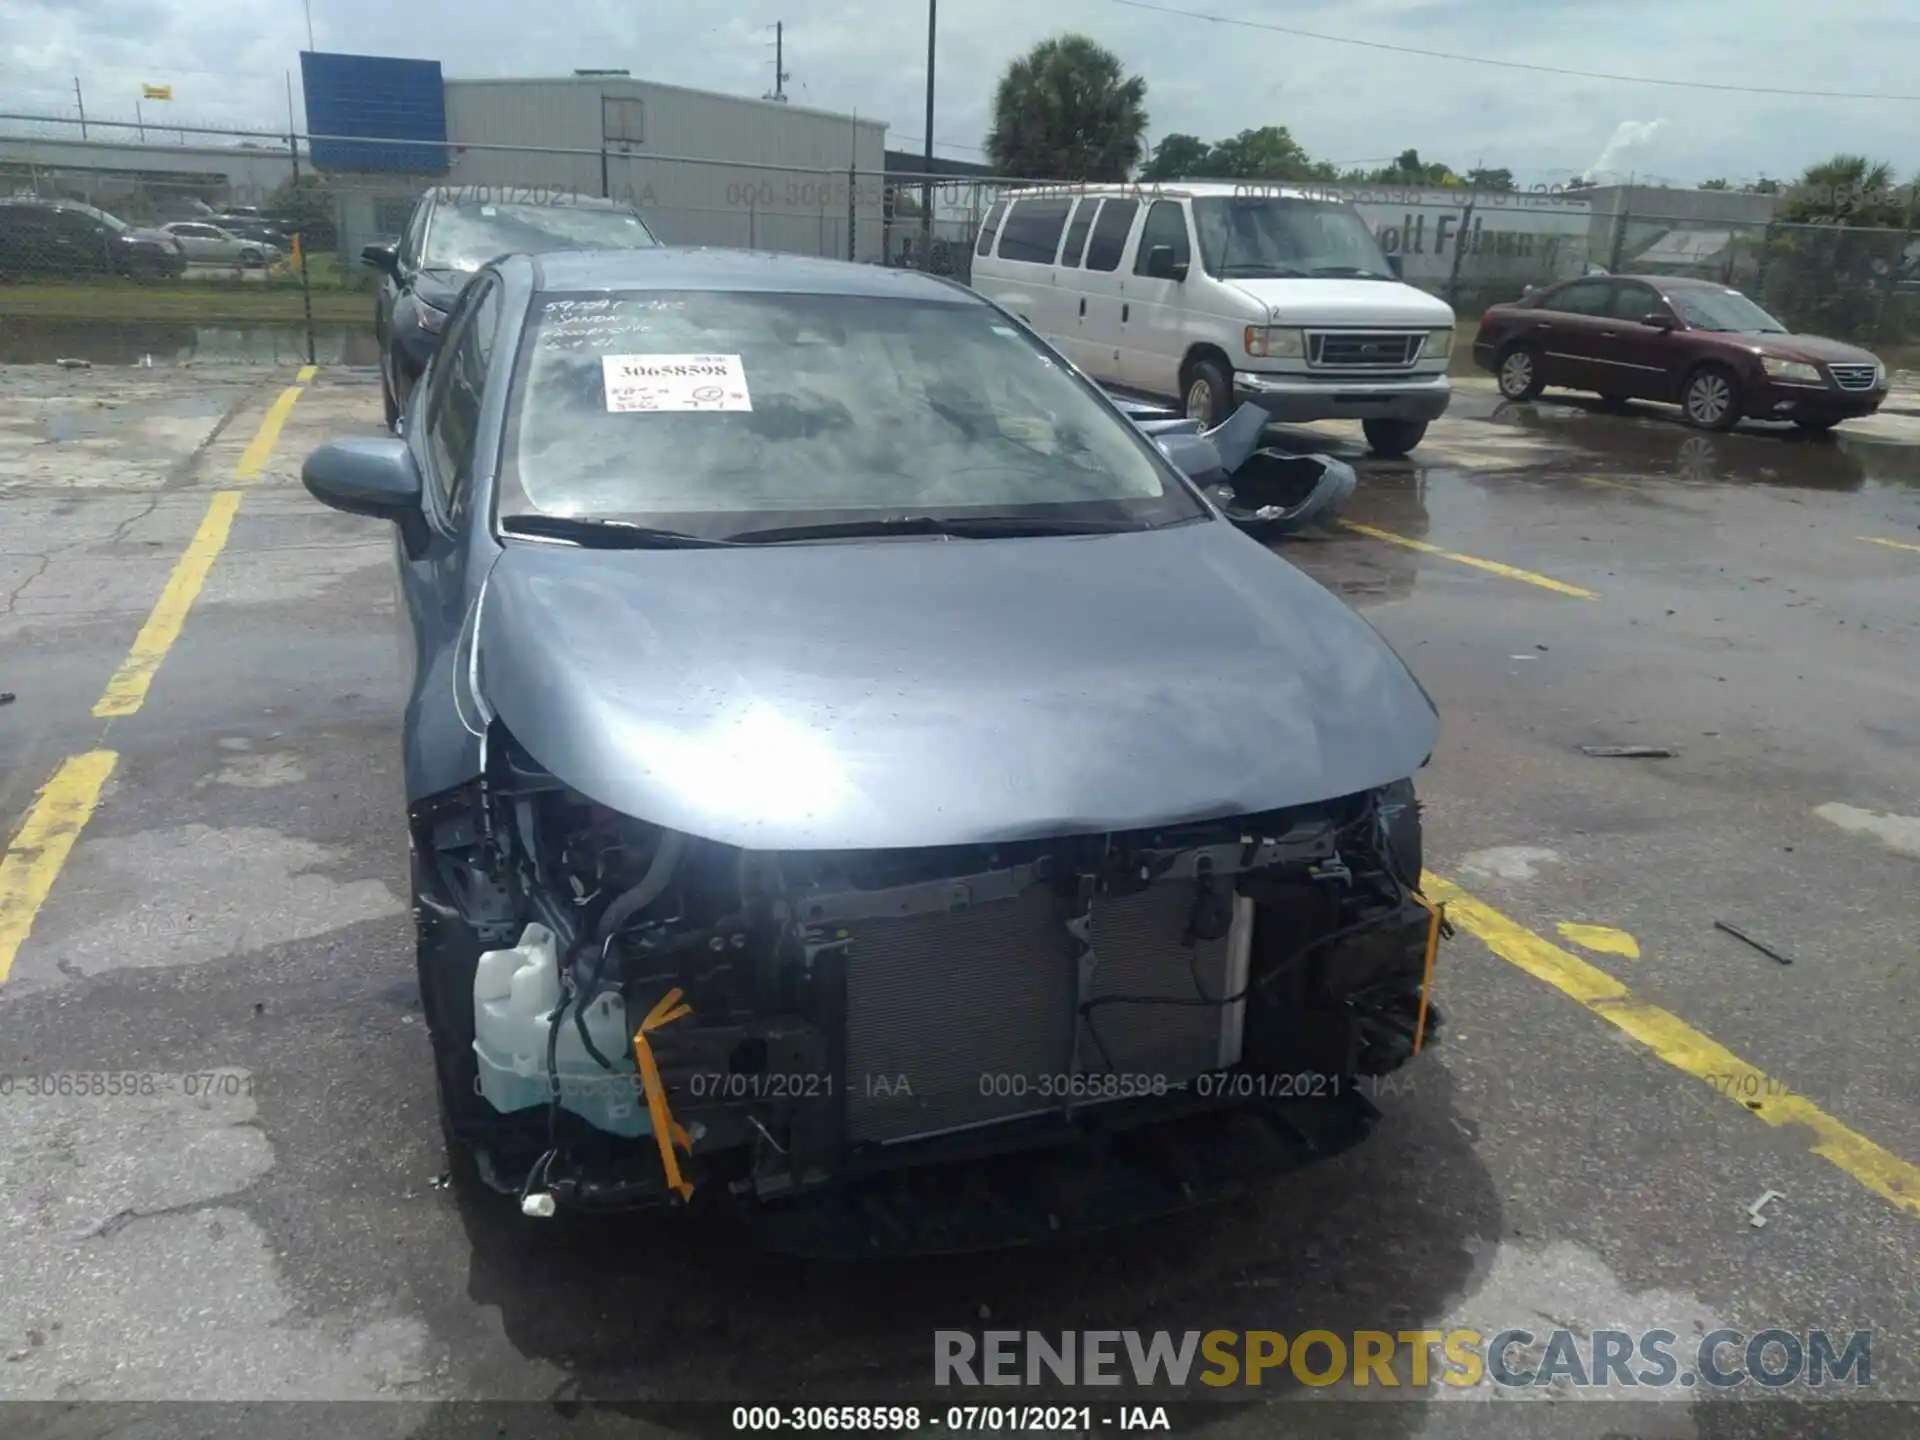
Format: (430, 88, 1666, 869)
(422, 186, 637, 213)
(1002, 181, 1332, 201)
(528, 246, 978, 302)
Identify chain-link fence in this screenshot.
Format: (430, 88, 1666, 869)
(4, 109, 1916, 364)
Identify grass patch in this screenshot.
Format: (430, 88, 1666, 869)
(0, 280, 366, 325)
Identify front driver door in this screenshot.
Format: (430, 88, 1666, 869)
(1533, 278, 1617, 393)
(1602, 280, 1679, 401)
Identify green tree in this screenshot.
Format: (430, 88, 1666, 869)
(985, 35, 1148, 181)
(1364, 148, 1457, 185)
(1139, 132, 1212, 182)
(1780, 154, 1904, 225)
(1699, 178, 1731, 190)
(1766, 155, 1911, 343)
(1749, 177, 1781, 194)
(1464, 167, 1515, 191)
(1203, 126, 1319, 181)
(266, 172, 335, 249)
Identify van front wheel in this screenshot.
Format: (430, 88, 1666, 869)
(1182, 358, 1232, 428)
(1363, 418, 1429, 456)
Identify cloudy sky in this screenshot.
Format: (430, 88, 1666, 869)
(4, 0, 1917, 188)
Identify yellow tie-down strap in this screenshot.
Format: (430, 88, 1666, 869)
(632, 987, 696, 1202)
(1408, 889, 1445, 1056)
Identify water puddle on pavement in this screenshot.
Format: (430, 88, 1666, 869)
(1479, 396, 1920, 494)
(0, 318, 376, 368)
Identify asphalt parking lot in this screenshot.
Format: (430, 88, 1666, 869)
(1, 360, 1918, 1439)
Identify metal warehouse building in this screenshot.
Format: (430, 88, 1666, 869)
(300, 54, 889, 263)
(442, 75, 888, 258)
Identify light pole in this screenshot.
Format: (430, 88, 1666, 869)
(920, 0, 935, 263)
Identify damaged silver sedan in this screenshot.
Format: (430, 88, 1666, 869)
(301, 248, 1445, 1252)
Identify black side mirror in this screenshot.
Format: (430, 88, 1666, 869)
(303, 437, 427, 551)
(1386, 254, 1405, 279)
(1640, 312, 1677, 330)
(1145, 244, 1189, 282)
(360, 241, 400, 278)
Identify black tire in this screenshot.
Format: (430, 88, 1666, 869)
(410, 845, 491, 1151)
(1495, 342, 1545, 400)
(1793, 416, 1841, 434)
(1181, 356, 1233, 428)
(1362, 418, 1428, 457)
(1379, 778, 1424, 889)
(1681, 364, 1741, 431)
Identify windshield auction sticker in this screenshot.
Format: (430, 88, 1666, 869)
(601, 353, 752, 412)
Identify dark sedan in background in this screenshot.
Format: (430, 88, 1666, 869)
(0, 199, 186, 280)
(301, 248, 1443, 1249)
(1474, 274, 1888, 432)
(362, 188, 659, 428)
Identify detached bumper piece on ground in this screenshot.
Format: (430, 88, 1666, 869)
(412, 728, 1441, 1254)
(1115, 397, 1358, 540)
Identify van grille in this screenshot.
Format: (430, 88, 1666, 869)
(1307, 331, 1424, 370)
(1828, 363, 1878, 392)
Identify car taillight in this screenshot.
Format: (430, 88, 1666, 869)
(1479, 309, 1495, 326)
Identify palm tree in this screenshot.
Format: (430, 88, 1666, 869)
(1781, 154, 1904, 226)
(985, 35, 1148, 181)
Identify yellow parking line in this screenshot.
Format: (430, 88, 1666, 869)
(235, 366, 316, 480)
(1341, 521, 1600, 599)
(0, 752, 118, 983)
(1859, 535, 1920, 556)
(1425, 873, 1920, 1218)
(93, 367, 315, 718)
(93, 492, 242, 717)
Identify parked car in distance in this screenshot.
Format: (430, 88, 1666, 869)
(363, 188, 661, 429)
(1474, 274, 1888, 432)
(298, 248, 1443, 1244)
(0, 199, 186, 280)
(160, 221, 279, 268)
(209, 216, 292, 249)
(969, 182, 1456, 456)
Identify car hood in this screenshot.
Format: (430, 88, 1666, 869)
(412, 268, 468, 311)
(1227, 277, 1455, 327)
(474, 520, 1438, 851)
(1740, 332, 1882, 367)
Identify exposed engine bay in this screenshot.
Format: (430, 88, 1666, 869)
(411, 721, 1444, 1242)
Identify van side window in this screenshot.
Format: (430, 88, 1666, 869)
(974, 201, 1007, 258)
(997, 197, 1072, 263)
(1060, 200, 1099, 268)
(1132, 200, 1190, 276)
(1084, 199, 1138, 272)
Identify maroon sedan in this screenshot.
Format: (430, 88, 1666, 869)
(1472, 274, 1888, 432)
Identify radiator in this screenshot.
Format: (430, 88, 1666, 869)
(841, 881, 1238, 1145)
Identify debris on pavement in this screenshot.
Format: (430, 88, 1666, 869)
(1715, 920, 1794, 966)
(1581, 744, 1675, 758)
(54, 358, 92, 369)
(429, 1172, 452, 1191)
(0, 692, 14, 706)
(1747, 1189, 1785, 1228)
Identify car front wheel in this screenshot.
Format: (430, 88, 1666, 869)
(1182, 357, 1232, 428)
(1496, 343, 1544, 400)
(1682, 365, 1741, 431)
(1362, 418, 1428, 456)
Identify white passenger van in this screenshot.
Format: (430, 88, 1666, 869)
(969, 182, 1456, 455)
